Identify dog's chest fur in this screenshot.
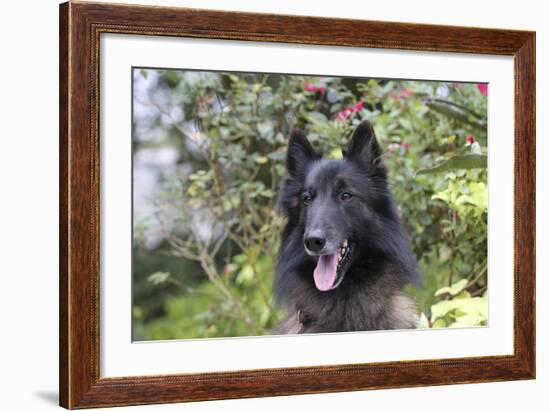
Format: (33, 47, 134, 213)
(277, 268, 417, 334)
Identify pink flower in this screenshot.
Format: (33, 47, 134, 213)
(335, 110, 352, 121)
(390, 88, 414, 102)
(477, 83, 488, 97)
(387, 143, 410, 156)
(401, 88, 414, 98)
(304, 82, 326, 93)
(466, 135, 475, 145)
(387, 143, 401, 153)
(335, 101, 364, 121)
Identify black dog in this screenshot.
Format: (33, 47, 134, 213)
(275, 120, 419, 334)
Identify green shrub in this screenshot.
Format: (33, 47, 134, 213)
(132, 70, 488, 339)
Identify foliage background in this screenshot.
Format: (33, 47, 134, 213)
(132, 68, 488, 341)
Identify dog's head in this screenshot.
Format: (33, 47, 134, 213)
(279, 120, 399, 291)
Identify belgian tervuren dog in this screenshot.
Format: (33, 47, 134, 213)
(275, 120, 419, 334)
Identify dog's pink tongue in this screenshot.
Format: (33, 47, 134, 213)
(313, 253, 339, 291)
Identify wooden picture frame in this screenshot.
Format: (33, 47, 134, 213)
(59, 1, 535, 408)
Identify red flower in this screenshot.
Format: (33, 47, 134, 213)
(304, 82, 326, 93)
(402, 143, 411, 151)
(466, 135, 475, 145)
(335, 101, 364, 121)
(477, 84, 488, 97)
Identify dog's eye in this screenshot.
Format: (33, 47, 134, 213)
(341, 192, 353, 201)
(302, 192, 312, 205)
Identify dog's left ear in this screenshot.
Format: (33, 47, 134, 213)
(344, 120, 383, 169)
(286, 128, 319, 178)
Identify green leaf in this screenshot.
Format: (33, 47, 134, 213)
(430, 300, 457, 321)
(327, 148, 343, 159)
(260, 306, 271, 327)
(232, 254, 248, 264)
(148, 272, 171, 285)
(257, 121, 274, 140)
(236, 264, 255, 285)
(164, 70, 180, 86)
(435, 278, 468, 297)
(432, 319, 447, 328)
(133, 306, 144, 320)
(448, 313, 486, 328)
(307, 111, 328, 125)
(425, 99, 487, 130)
(227, 74, 240, 82)
(430, 294, 488, 326)
(268, 151, 286, 161)
(417, 154, 487, 175)
(468, 181, 488, 212)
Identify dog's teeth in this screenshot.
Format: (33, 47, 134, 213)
(341, 248, 345, 256)
(343, 239, 348, 247)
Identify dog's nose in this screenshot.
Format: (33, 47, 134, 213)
(304, 236, 326, 253)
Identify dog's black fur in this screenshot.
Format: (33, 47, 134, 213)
(275, 120, 419, 334)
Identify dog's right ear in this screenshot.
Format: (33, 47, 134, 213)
(286, 128, 318, 178)
(344, 120, 383, 171)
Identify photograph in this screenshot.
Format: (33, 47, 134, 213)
(53, 1, 536, 408)
(131, 68, 489, 341)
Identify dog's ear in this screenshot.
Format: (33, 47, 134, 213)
(286, 128, 318, 178)
(344, 120, 383, 169)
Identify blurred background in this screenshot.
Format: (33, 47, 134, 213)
(132, 68, 488, 341)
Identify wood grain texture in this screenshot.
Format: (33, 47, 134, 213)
(59, 2, 69, 407)
(513, 34, 536, 374)
(59, 1, 536, 408)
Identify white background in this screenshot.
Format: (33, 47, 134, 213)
(102, 34, 514, 377)
(0, 0, 547, 410)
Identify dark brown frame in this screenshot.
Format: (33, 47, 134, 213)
(59, 1, 536, 409)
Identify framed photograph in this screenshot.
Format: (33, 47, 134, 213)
(59, 1, 535, 409)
